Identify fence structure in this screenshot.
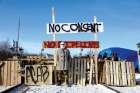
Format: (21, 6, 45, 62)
(98, 60, 136, 86)
(0, 61, 21, 86)
(0, 57, 136, 86)
(68, 57, 97, 85)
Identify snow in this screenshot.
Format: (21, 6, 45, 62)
(0, 85, 14, 92)
(1, 73, 140, 93)
(110, 86, 140, 93)
(26, 84, 116, 93)
(135, 73, 140, 84)
(107, 73, 140, 93)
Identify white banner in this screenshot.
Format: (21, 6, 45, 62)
(46, 22, 104, 34)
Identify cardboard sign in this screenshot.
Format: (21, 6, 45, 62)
(43, 41, 99, 48)
(46, 22, 104, 34)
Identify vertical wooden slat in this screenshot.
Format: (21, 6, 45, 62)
(92, 57, 95, 84)
(89, 57, 93, 84)
(18, 61, 21, 84)
(0, 61, 4, 85)
(110, 61, 113, 85)
(105, 61, 109, 85)
(131, 62, 136, 85)
(108, 61, 111, 85)
(74, 58, 77, 84)
(77, 58, 80, 84)
(7, 61, 11, 86)
(71, 58, 74, 84)
(113, 62, 117, 86)
(83, 58, 86, 86)
(68, 58, 71, 84)
(11, 61, 15, 85)
(118, 62, 122, 86)
(126, 62, 130, 86)
(102, 62, 106, 84)
(46, 65, 53, 85)
(116, 62, 119, 86)
(121, 62, 127, 86)
(3, 61, 7, 86)
(80, 58, 83, 85)
(130, 62, 136, 86)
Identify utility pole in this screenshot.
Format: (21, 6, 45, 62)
(16, 17, 21, 55)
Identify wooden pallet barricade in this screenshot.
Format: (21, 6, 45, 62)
(98, 60, 136, 86)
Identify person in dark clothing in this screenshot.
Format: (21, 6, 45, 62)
(112, 52, 119, 61)
(56, 42, 71, 85)
(103, 52, 108, 60)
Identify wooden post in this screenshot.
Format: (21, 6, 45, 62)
(52, 7, 57, 84)
(91, 16, 98, 84)
(93, 16, 98, 84)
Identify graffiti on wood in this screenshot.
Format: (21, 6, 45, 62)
(25, 65, 52, 85)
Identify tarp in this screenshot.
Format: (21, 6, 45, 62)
(99, 47, 139, 72)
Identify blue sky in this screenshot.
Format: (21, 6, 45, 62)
(0, 0, 140, 55)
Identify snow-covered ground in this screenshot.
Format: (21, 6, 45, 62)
(135, 73, 140, 84)
(26, 84, 116, 93)
(0, 85, 14, 92)
(0, 73, 140, 93)
(110, 86, 140, 93)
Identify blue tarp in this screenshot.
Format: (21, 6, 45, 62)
(99, 47, 139, 72)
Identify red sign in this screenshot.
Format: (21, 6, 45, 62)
(43, 41, 99, 48)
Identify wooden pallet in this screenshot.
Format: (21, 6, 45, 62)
(98, 60, 136, 86)
(0, 61, 21, 86)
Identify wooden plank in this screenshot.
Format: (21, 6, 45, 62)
(0, 61, 4, 85)
(92, 59, 95, 84)
(80, 58, 83, 85)
(108, 61, 111, 85)
(95, 55, 98, 84)
(68, 58, 72, 84)
(126, 62, 130, 86)
(121, 62, 127, 86)
(118, 62, 122, 86)
(89, 57, 93, 84)
(11, 61, 15, 85)
(77, 58, 80, 84)
(46, 65, 53, 84)
(131, 62, 136, 85)
(129, 62, 132, 85)
(120, 61, 123, 86)
(124, 62, 127, 86)
(7, 61, 11, 86)
(83, 58, 86, 86)
(14, 61, 17, 85)
(4, 61, 8, 86)
(17, 61, 21, 84)
(113, 61, 116, 86)
(71, 58, 74, 84)
(116, 62, 119, 86)
(76, 58, 79, 84)
(102, 62, 106, 84)
(74, 58, 77, 84)
(130, 62, 136, 86)
(105, 61, 109, 85)
(110, 61, 113, 85)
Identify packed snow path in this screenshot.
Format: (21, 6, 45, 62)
(26, 84, 117, 93)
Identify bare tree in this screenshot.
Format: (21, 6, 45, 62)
(0, 40, 13, 60)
